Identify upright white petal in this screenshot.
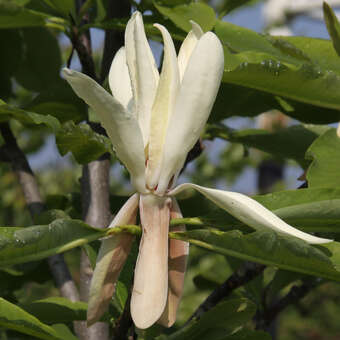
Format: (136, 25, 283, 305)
(131, 195, 171, 329)
(87, 194, 139, 326)
(177, 21, 204, 81)
(62, 68, 146, 193)
(156, 33, 224, 194)
(170, 183, 333, 245)
(109, 47, 134, 112)
(125, 11, 159, 145)
(146, 24, 180, 190)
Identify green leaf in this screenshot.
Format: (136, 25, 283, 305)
(0, 0, 49, 28)
(306, 128, 340, 188)
(56, 121, 112, 164)
(166, 298, 256, 340)
(222, 329, 271, 340)
(14, 27, 61, 92)
(42, 0, 75, 18)
(323, 2, 340, 57)
(218, 0, 260, 17)
(0, 297, 62, 340)
(206, 124, 330, 168)
(170, 229, 340, 282)
(0, 102, 61, 132)
(51, 324, 78, 340)
(154, 1, 216, 32)
(26, 80, 87, 123)
(215, 20, 340, 113)
(21, 297, 87, 324)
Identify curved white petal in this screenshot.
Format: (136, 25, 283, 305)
(158, 198, 188, 327)
(131, 195, 171, 329)
(87, 194, 139, 326)
(62, 68, 146, 192)
(156, 33, 224, 194)
(177, 21, 204, 81)
(146, 24, 180, 190)
(169, 183, 333, 245)
(125, 11, 159, 145)
(109, 47, 134, 112)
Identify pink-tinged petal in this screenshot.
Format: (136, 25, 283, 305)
(109, 47, 133, 112)
(158, 198, 188, 327)
(170, 183, 333, 245)
(87, 194, 139, 326)
(146, 23, 180, 190)
(62, 68, 146, 193)
(156, 33, 224, 194)
(125, 11, 159, 145)
(177, 21, 204, 81)
(131, 194, 171, 329)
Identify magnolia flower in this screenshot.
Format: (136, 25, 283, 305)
(63, 12, 331, 329)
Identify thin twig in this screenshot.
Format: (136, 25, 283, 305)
(186, 262, 266, 323)
(0, 123, 80, 301)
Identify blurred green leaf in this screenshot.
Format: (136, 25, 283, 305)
(14, 27, 61, 92)
(170, 229, 340, 282)
(206, 124, 330, 168)
(222, 329, 271, 340)
(165, 298, 256, 340)
(56, 121, 112, 164)
(323, 1, 340, 57)
(0, 0, 49, 28)
(21, 297, 87, 324)
(42, 0, 75, 18)
(154, 1, 216, 32)
(0, 297, 63, 339)
(50, 324, 78, 340)
(218, 0, 261, 17)
(306, 128, 340, 188)
(215, 20, 340, 115)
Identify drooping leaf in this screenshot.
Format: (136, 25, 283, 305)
(21, 297, 88, 324)
(0, 297, 62, 340)
(306, 128, 340, 188)
(170, 229, 340, 282)
(154, 1, 216, 32)
(14, 27, 62, 92)
(206, 124, 330, 168)
(323, 1, 340, 57)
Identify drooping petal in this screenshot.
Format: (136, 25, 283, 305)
(131, 194, 171, 329)
(156, 33, 224, 194)
(158, 198, 188, 327)
(125, 11, 159, 145)
(87, 194, 139, 326)
(170, 183, 332, 245)
(146, 23, 180, 190)
(177, 21, 204, 81)
(109, 47, 134, 112)
(62, 68, 146, 193)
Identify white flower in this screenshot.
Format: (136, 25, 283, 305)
(63, 11, 332, 329)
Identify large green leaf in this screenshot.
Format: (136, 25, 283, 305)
(0, 101, 60, 132)
(154, 1, 216, 32)
(306, 128, 340, 188)
(206, 124, 330, 168)
(215, 20, 340, 114)
(56, 121, 112, 164)
(170, 229, 340, 282)
(14, 27, 61, 92)
(0, 297, 63, 340)
(21, 297, 88, 324)
(162, 298, 256, 340)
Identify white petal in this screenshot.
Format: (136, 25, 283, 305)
(87, 194, 139, 326)
(125, 11, 159, 145)
(156, 32, 224, 194)
(146, 23, 180, 190)
(177, 21, 204, 81)
(131, 194, 171, 329)
(169, 183, 333, 245)
(62, 68, 146, 193)
(158, 198, 188, 327)
(109, 47, 134, 112)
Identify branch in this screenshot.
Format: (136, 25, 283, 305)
(186, 262, 266, 323)
(0, 123, 80, 301)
